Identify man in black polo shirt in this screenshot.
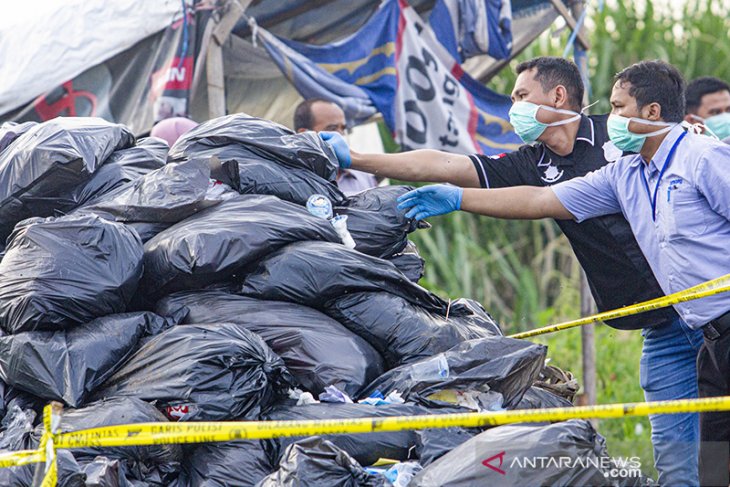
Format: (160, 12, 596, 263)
(321, 57, 703, 485)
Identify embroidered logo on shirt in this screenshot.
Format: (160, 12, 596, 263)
(602, 141, 623, 162)
(489, 153, 507, 159)
(539, 156, 564, 183)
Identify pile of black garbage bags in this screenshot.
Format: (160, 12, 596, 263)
(0, 116, 651, 486)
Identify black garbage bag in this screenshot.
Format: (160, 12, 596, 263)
(0, 214, 143, 334)
(205, 150, 346, 206)
(0, 121, 37, 154)
(415, 428, 480, 467)
(168, 114, 339, 182)
(359, 337, 545, 409)
(258, 437, 384, 487)
(54, 397, 183, 466)
(77, 159, 219, 243)
(386, 241, 425, 283)
(155, 291, 385, 397)
(0, 405, 37, 451)
(0, 450, 85, 487)
(0, 312, 171, 407)
(81, 456, 134, 487)
(412, 420, 618, 486)
(327, 293, 501, 368)
(335, 186, 429, 258)
(265, 403, 464, 467)
(0, 117, 134, 240)
(69, 137, 168, 208)
(180, 440, 275, 487)
(0, 380, 44, 419)
(142, 195, 341, 297)
(95, 324, 293, 421)
(241, 241, 451, 314)
(515, 386, 574, 409)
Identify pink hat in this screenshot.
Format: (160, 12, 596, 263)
(150, 117, 199, 147)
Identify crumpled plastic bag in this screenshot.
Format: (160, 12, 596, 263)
(141, 194, 341, 297)
(95, 324, 293, 421)
(411, 420, 625, 486)
(206, 150, 346, 206)
(0, 214, 143, 333)
(326, 292, 501, 368)
(155, 290, 385, 397)
(359, 336, 546, 409)
(179, 440, 276, 487)
(386, 241, 425, 283)
(241, 241, 452, 314)
(168, 113, 339, 182)
(77, 159, 220, 242)
(335, 186, 429, 258)
(0, 117, 134, 240)
(0, 312, 171, 407)
(69, 137, 167, 208)
(257, 437, 384, 487)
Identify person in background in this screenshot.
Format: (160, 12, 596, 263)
(320, 57, 703, 486)
(396, 60, 730, 486)
(293, 98, 378, 195)
(150, 117, 199, 147)
(685, 76, 730, 142)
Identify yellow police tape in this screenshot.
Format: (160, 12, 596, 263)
(2, 395, 730, 486)
(509, 272, 730, 339)
(49, 395, 730, 448)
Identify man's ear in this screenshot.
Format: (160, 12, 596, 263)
(642, 102, 663, 121)
(553, 85, 570, 109)
(296, 128, 307, 133)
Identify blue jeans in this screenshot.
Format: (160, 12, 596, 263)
(641, 317, 704, 486)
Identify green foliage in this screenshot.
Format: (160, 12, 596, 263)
(589, 0, 730, 114)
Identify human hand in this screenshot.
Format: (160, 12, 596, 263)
(319, 131, 351, 169)
(396, 184, 463, 220)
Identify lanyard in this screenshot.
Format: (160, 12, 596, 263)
(640, 131, 686, 221)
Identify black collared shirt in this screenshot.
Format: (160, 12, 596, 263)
(470, 114, 677, 329)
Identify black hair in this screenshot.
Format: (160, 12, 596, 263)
(515, 57, 585, 111)
(614, 60, 686, 122)
(685, 76, 730, 114)
(293, 98, 336, 131)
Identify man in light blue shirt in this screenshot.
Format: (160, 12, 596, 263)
(397, 60, 730, 485)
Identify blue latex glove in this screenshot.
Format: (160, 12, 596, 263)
(396, 184, 463, 220)
(319, 131, 351, 169)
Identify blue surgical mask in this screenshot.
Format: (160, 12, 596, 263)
(508, 101, 581, 144)
(606, 115, 675, 153)
(691, 113, 730, 140)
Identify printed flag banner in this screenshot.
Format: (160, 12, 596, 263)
(258, 0, 521, 155)
(429, 0, 513, 62)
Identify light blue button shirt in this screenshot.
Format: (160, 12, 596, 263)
(552, 125, 730, 329)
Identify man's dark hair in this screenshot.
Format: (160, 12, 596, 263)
(614, 60, 686, 122)
(515, 57, 585, 111)
(293, 98, 334, 131)
(685, 76, 730, 114)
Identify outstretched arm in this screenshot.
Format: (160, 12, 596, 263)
(397, 184, 574, 220)
(460, 186, 574, 219)
(320, 132, 481, 187)
(350, 149, 481, 187)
